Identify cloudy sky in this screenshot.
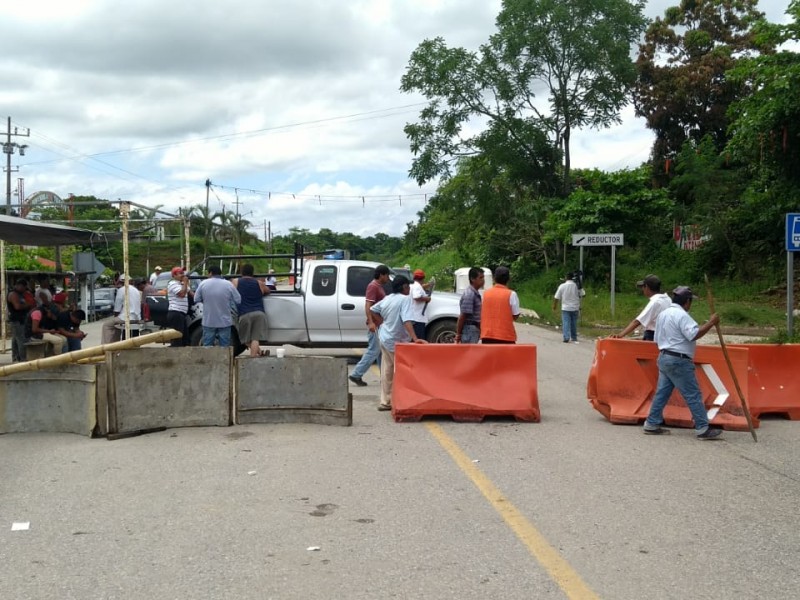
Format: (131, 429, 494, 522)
(0, 0, 792, 240)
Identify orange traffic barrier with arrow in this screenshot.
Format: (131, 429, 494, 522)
(587, 338, 756, 431)
(392, 343, 539, 422)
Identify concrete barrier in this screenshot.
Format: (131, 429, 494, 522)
(0, 365, 96, 436)
(105, 347, 232, 436)
(236, 355, 352, 426)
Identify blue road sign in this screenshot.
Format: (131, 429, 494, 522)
(787, 213, 800, 252)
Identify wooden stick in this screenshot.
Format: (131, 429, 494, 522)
(0, 329, 182, 378)
(704, 274, 758, 442)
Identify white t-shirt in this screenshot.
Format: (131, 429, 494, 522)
(554, 280, 584, 311)
(409, 280, 428, 323)
(636, 293, 672, 332)
(167, 279, 189, 313)
(113, 285, 142, 320)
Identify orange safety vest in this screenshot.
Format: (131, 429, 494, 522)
(480, 284, 516, 342)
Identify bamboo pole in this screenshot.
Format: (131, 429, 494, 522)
(120, 201, 131, 340)
(704, 274, 758, 442)
(0, 329, 182, 378)
(184, 214, 191, 271)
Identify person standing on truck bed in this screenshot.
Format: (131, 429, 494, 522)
(348, 265, 390, 387)
(369, 275, 427, 411)
(233, 263, 270, 357)
(193, 265, 241, 348)
(167, 266, 193, 347)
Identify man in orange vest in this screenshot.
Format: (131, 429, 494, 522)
(480, 266, 520, 343)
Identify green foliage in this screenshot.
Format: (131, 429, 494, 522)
(634, 0, 773, 177)
(401, 0, 647, 194)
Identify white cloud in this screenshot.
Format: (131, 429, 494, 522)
(0, 0, 791, 238)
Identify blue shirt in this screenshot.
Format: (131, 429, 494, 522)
(194, 276, 241, 328)
(655, 304, 700, 357)
(370, 293, 415, 353)
(459, 285, 482, 323)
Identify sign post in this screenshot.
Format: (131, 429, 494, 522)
(786, 214, 800, 337)
(571, 233, 624, 316)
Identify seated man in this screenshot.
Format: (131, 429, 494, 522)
(24, 289, 67, 356)
(57, 309, 88, 352)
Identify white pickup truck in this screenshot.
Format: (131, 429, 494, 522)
(147, 258, 461, 349)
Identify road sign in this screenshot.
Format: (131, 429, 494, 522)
(787, 213, 800, 252)
(571, 233, 624, 247)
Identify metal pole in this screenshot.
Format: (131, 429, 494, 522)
(579, 247, 584, 275)
(789, 251, 794, 338)
(6, 117, 11, 215)
(610, 246, 616, 317)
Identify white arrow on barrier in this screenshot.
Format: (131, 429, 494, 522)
(700, 363, 730, 419)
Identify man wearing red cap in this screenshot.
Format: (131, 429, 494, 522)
(409, 269, 431, 340)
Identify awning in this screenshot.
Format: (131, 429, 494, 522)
(0, 214, 121, 246)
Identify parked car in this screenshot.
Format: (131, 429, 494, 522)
(89, 287, 116, 318)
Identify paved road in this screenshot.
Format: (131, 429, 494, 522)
(1, 322, 798, 599)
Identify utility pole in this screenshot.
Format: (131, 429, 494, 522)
(204, 178, 211, 259)
(232, 189, 243, 255)
(4, 117, 29, 215)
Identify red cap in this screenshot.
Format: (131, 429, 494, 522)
(53, 292, 68, 303)
(171, 266, 185, 277)
(413, 269, 425, 279)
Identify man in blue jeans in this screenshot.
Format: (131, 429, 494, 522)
(643, 286, 722, 439)
(552, 271, 584, 343)
(349, 265, 390, 386)
(193, 265, 241, 347)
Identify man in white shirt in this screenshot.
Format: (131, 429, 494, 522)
(552, 271, 585, 343)
(149, 266, 162, 286)
(611, 274, 672, 341)
(643, 286, 722, 439)
(409, 269, 431, 340)
(101, 275, 142, 344)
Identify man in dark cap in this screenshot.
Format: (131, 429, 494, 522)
(611, 274, 671, 341)
(643, 286, 722, 439)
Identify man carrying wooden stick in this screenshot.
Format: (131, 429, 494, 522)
(643, 286, 723, 440)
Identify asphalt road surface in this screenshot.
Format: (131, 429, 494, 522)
(1, 322, 798, 599)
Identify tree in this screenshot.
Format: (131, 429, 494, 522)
(726, 1, 800, 183)
(634, 0, 773, 172)
(401, 0, 647, 194)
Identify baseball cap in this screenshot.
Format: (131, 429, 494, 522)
(636, 274, 661, 289)
(155, 265, 162, 271)
(118, 274, 127, 281)
(672, 286, 699, 302)
(171, 266, 185, 277)
(413, 269, 425, 279)
(53, 292, 68, 304)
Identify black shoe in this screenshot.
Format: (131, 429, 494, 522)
(697, 427, 723, 440)
(643, 427, 671, 435)
(377, 404, 392, 411)
(348, 375, 367, 387)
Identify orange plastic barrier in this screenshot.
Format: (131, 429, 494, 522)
(728, 344, 800, 419)
(393, 344, 539, 422)
(587, 338, 756, 431)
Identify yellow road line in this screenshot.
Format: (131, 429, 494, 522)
(425, 422, 600, 600)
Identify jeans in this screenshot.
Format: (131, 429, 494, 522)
(461, 323, 480, 344)
(202, 326, 231, 347)
(561, 310, 578, 341)
(645, 353, 709, 433)
(10, 321, 26, 362)
(351, 329, 381, 378)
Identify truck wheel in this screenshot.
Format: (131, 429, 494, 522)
(188, 325, 246, 355)
(426, 319, 457, 344)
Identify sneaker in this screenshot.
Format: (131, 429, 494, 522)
(563, 339, 570, 343)
(377, 404, 392, 411)
(572, 340, 579, 344)
(348, 375, 367, 387)
(697, 427, 723, 440)
(643, 427, 671, 435)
